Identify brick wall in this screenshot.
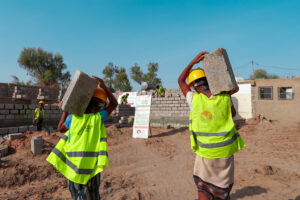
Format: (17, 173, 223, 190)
(0, 103, 61, 128)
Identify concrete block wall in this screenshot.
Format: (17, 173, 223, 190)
(0, 103, 61, 128)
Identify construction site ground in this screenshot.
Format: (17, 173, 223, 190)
(1, 120, 300, 200)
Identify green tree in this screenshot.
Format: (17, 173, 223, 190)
(17, 48, 70, 88)
(102, 62, 118, 92)
(130, 62, 162, 86)
(114, 67, 132, 92)
(250, 69, 279, 79)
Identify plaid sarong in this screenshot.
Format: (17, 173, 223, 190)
(69, 173, 101, 200)
(194, 175, 233, 200)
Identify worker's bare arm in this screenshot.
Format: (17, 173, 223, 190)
(57, 111, 69, 132)
(92, 76, 118, 116)
(178, 51, 208, 97)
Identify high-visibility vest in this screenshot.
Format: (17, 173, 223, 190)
(189, 93, 245, 159)
(34, 108, 44, 120)
(121, 95, 127, 102)
(157, 86, 165, 95)
(46, 112, 109, 184)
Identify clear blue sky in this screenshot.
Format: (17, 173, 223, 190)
(0, 0, 299, 90)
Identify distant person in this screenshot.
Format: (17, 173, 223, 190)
(178, 51, 245, 200)
(155, 85, 165, 97)
(33, 100, 45, 131)
(120, 93, 129, 104)
(47, 77, 118, 200)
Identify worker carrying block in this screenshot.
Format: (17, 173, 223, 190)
(178, 51, 245, 200)
(46, 74, 117, 200)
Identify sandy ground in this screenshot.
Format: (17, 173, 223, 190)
(1, 120, 300, 200)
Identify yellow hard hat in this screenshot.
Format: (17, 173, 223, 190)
(38, 100, 44, 104)
(187, 68, 206, 85)
(93, 87, 107, 104)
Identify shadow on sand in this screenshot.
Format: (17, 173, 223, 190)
(231, 186, 267, 200)
(150, 127, 188, 138)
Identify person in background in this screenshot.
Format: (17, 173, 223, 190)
(33, 100, 45, 131)
(178, 51, 244, 200)
(120, 93, 129, 104)
(47, 76, 118, 200)
(155, 85, 165, 97)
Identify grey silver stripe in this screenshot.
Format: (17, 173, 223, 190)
(189, 120, 192, 124)
(52, 148, 93, 174)
(196, 133, 240, 148)
(100, 137, 107, 142)
(191, 131, 230, 137)
(66, 151, 108, 157)
(61, 135, 68, 141)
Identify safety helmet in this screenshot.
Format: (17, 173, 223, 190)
(187, 68, 206, 85)
(93, 87, 107, 104)
(38, 100, 44, 104)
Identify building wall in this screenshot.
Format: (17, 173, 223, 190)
(232, 83, 253, 120)
(252, 78, 300, 122)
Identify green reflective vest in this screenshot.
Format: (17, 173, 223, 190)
(157, 86, 165, 95)
(34, 108, 44, 120)
(46, 112, 109, 184)
(189, 93, 245, 159)
(121, 95, 128, 102)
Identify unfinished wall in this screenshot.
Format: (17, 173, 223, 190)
(232, 82, 253, 120)
(253, 78, 300, 123)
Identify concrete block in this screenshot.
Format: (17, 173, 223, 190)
(23, 105, 28, 109)
(0, 128, 8, 135)
(19, 110, 25, 114)
(28, 126, 37, 132)
(6, 115, 14, 120)
(19, 126, 29, 132)
(44, 105, 50, 110)
(0, 104, 4, 109)
(8, 127, 19, 134)
(202, 48, 238, 95)
(62, 70, 98, 116)
(29, 104, 36, 109)
(0, 110, 9, 114)
(8, 133, 23, 140)
(51, 105, 58, 110)
(31, 136, 43, 155)
(4, 104, 14, 109)
(0, 145, 9, 158)
(10, 110, 19, 114)
(0, 137, 4, 143)
(15, 104, 23, 109)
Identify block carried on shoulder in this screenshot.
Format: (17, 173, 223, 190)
(202, 48, 238, 96)
(62, 70, 98, 116)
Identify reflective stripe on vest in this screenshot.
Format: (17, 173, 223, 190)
(46, 112, 109, 184)
(189, 93, 245, 158)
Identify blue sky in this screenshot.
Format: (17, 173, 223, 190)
(0, 0, 299, 90)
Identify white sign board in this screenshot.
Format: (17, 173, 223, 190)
(118, 92, 137, 107)
(133, 95, 152, 139)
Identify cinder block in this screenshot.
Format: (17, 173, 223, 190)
(8, 133, 23, 140)
(31, 136, 43, 155)
(0, 128, 8, 135)
(44, 105, 50, 110)
(0, 110, 9, 114)
(5, 104, 14, 109)
(62, 70, 98, 116)
(202, 48, 238, 95)
(19, 110, 25, 114)
(28, 126, 37, 132)
(15, 104, 23, 109)
(0, 104, 4, 109)
(29, 104, 36, 109)
(0, 145, 9, 158)
(8, 127, 19, 133)
(6, 115, 14, 120)
(23, 105, 28, 109)
(10, 110, 19, 114)
(19, 126, 28, 132)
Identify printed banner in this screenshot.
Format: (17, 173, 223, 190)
(118, 92, 137, 107)
(133, 95, 152, 139)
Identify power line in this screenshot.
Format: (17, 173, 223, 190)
(255, 62, 300, 71)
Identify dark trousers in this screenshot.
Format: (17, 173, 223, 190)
(36, 118, 43, 131)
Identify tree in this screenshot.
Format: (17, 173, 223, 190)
(130, 62, 162, 86)
(114, 67, 132, 92)
(102, 62, 132, 92)
(250, 69, 279, 79)
(18, 48, 71, 88)
(11, 75, 32, 86)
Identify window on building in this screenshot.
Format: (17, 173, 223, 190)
(258, 87, 273, 100)
(278, 87, 293, 100)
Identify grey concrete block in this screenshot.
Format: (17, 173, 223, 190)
(0, 104, 4, 109)
(202, 48, 238, 95)
(28, 126, 37, 132)
(6, 115, 14, 120)
(44, 105, 51, 110)
(0, 145, 9, 158)
(19, 126, 29, 132)
(29, 104, 36, 109)
(0, 115, 4, 120)
(19, 110, 25, 114)
(62, 70, 98, 116)
(0, 128, 8, 135)
(31, 136, 43, 155)
(8, 127, 19, 134)
(15, 104, 23, 109)
(5, 104, 14, 109)
(8, 133, 23, 140)
(10, 110, 19, 114)
(0, 110, 9, 114)
(0, 137, 4, 143)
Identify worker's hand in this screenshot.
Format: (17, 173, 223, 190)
(92, 76, 106, 88)
(228, 85, 239, 95)
(191, 51, 209, 65)
(58, 101, 63, 109)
